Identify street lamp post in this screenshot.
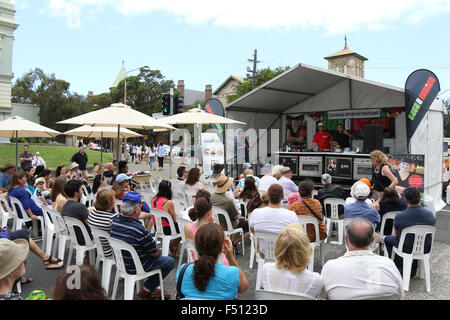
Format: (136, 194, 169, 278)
(123, 65, 150, 104)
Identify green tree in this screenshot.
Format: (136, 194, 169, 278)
(227, 66, 290, 103)
(444, 99, 450, 137)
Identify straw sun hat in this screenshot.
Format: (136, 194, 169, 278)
(214, 174, 234, 193)
(0, 238, 29, 280)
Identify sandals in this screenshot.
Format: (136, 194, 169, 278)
(43, 256, 64, 269)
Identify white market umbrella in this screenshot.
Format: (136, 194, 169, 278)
(160, 107, 246, 172)
(0, 116, 61, 168)
(159, 107, 245, 125)
(63, 125, 143, 164)
(58, 103, 175, 161)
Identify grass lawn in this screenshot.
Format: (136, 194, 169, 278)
(0, 144, 114, 170)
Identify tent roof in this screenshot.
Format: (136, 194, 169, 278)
(226, 63, 405, 115)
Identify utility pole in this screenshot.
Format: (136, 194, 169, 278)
(247, 49, 260, 90)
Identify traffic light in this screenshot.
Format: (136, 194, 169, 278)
(162, 93, 170, 115)
(173, 95, 184, 115)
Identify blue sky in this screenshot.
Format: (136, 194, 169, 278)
(11, 0, 450, 101)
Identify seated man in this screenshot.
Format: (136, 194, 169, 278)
(277, 166, 298, 199)
(384, 187, 436, 277)
(211, 174, 249, 249)
(172, 166, 187, 191)
(0, 164, 14, 193)
(318, 173, 348, 218)
(103, 162, 116, 186)
(110, 191, 175, 299)
(258, 163, 279, 193)
(321, 218, 404, 300)
(344, 181, 380, 228)
(61, 180, 92, 245)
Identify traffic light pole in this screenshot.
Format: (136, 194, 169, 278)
(169, 88, 174, 182)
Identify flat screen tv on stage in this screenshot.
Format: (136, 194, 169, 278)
(325, 156, 353, 180)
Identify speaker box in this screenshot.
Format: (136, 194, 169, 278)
(363, 124, 384, 154)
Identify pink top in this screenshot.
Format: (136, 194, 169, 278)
(189, 224, 229, 266)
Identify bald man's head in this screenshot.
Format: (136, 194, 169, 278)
(346, 218, 374, 249)
(105, 162, 115, 172)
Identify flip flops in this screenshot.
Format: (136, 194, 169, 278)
(43, 256, 64, 269)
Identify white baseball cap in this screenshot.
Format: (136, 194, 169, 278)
(350, 181, 370, 200)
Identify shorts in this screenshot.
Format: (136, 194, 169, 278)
(8, 229, 30, 242)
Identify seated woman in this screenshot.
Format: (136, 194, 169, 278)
(176, 223, 249, 300)
(37, 169, 53, 191)
(238, 176, 261, 216)
(55, 165, 67, 179)
(234, 169, 260, 197)
(23, 166, 36, 195)
(50, 176, 68, 213)
(371, 187, 407, 234)
(184, 197, 228, 265)
(87, 189, 118, 258)
(8, 171, 43, 221)
(151, 180, 181, 258)
(92, 173, 107, 196)
(67, 162, 82, 181)
(184, 168, 205, 193)
(289, 180, 327, 242)
(261, 224, 324, 299)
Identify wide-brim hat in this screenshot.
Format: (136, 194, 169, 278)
(1, 164, 14, 172)
(214, 174, 234, 193)
(0, 238, 29, 280)
(69, 162, 79, 170)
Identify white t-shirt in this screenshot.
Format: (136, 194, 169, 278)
(32, 156, 46, 168)
(262, 262, 324, 299)
(321, 250, 404, 300)
(136, 146, 142, 155)
(258, 175, 279, 192)
(249, 206, 299, 234)
(148, 146, 155, 157)
(345, 197, 374, 205)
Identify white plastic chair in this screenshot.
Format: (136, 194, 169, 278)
(176, 217, 193, 269)
(212, 206, 245, 256)
(151, 208, 182, 256)
(41, 206, 56, 255)
(63, 216, 96, 266)
(81, 184, 94, 208)
(380, 211, 401, 237)
(0, 195, 14, 229)
(185, 189, 196, 207)
(109, 237, 164, 300)
(254, 289, 313, 300)
(249, 232, 256, 269)
(9, 196, 42, 238)
(391, 225, 436, 292)
(46, 208, 70, 261)
(254, 231, 278, 290)
(90, 227, 116, 295)
(323, 198, 346, 245)
(297, 215, 324, 271)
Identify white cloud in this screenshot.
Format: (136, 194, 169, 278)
(11, 0, 29, 10)
(42, 0, 450, 32)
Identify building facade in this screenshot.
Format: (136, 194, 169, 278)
(324, 38, 367, 78)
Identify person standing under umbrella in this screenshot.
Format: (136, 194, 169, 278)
(71, 147, 88, 181)
(19, 145, 33, 170)
(156, 142, 166, 171)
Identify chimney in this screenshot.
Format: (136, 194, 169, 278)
(177, 80, 185, 97)
(205, 84, 212, 101)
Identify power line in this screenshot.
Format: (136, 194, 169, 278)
(247, 49, 261, 90)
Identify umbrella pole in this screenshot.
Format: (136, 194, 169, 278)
(101, 131, 103, 165)
(15, 131, 18, 169)
(117, 125, 121, 162)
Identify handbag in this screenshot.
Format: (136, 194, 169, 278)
(176, 263, 191, 300)
(301, 200, 328, 241)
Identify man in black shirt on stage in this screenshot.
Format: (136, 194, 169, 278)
(333, 124, 354, 150)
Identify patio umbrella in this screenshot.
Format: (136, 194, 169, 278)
(159, 108, 246, 177)
(58, 103, 175, 161)
(0, 116, 61, 168)
(63, 125, 143, 164)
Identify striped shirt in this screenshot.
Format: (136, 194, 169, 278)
(88, 208, 118, 258)
(110, 214, 158, 274)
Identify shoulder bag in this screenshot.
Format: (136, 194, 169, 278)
(176, 263, 191, 300)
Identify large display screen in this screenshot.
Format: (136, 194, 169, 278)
(325, 156, 352, 179)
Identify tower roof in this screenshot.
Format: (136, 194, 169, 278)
(111, 63, 127, 89)
(324, 37, 368, 61)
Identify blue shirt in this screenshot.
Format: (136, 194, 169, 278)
(156, 145, 166, 157)
(177, 263, 240, 300)
(237, 175, 260, 188)
(344, 200, 381, 226)
(393, 205, 435, 253)
(278, 176, 299, 196)
(8, 187, 43, 218)
(0, 172, 11, 190)
(110, 214, 158, 274)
